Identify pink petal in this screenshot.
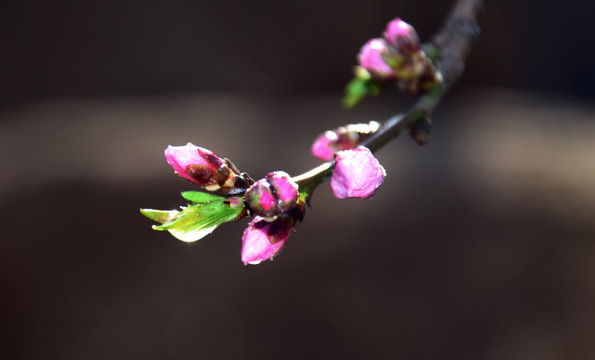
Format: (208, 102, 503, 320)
(259, 184, 277, 212)
(241, 217, 290, 265)
(331, 146, 386, 199)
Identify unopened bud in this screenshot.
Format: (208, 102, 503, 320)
(311, 121, 380, 161)
(245, 171, 298, 220)
(358, 38, 396, 79)
(241, 216, 290, 265)
(383, 18, 420, 54)
(331, 146, 386, 199)
(164, 143, 253, 195)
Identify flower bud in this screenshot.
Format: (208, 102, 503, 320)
(383, 18, 420, 54)
(331, 146, 386, 199)
(311, 121, 380, 161)
(241, 216, 290, 265)
(165, 143, 252, 195)
(358, 38, 396, 79)
(245, 171, 298, 220)
(311, 131, 339, 161)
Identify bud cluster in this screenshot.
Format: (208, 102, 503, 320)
(147, 136, 386, 265)
(356, 18, 441, 94)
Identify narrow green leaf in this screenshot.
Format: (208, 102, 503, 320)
(140, 208, 179, 224)
(342, 77, 382, 108)
(181, 191, 222, 204)
(146, 196, 245, 242)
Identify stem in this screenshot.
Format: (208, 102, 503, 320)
(293, 162, 334, 194)
(294, 0, 482, 192)
(360, 85, 443, 153)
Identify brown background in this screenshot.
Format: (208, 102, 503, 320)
(1, 1, 594, 359)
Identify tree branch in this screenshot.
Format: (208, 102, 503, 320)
(432, 0, 483, 90)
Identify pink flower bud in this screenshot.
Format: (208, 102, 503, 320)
(165, 143, 252, 195)
(245, 171, 298, 220)
(331, 146, 386, 199)
(311, 122, 380, 161)
(358, 38, 396, 79)
(311, 131, 339, 161)
(383, 18, 420, 54)
(241, 216, 290, 265)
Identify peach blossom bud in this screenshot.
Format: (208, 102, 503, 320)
(164, 143, 252, 195)
(241, 216, 290, 265)
(358, 38, 396, 79)
(311, 121, 380, 161)
(245, 171, 298, 220)
(383, 18, 420, 54)
(331, 146, 386, 199)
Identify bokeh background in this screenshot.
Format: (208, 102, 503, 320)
(2, 0, 594, 359)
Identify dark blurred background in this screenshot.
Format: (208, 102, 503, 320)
(2, 1, 594, 359)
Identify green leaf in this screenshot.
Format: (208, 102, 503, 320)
(342, 77, 382, 108)
(181, 191, 222, 204)
(141, 196, 245, 242)
(140, 208, 179, 223)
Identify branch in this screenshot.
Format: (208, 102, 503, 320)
(141, 0, 484, 265)
(432, 0, 483, 90)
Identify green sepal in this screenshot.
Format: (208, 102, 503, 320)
(423, 44, 442, 62)
(342, 76, 382, 108)
(140, 194, 246, 242)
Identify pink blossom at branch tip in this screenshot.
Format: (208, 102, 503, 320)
(164, 143, 224, 187)
(383, 18, 420, 54)
(241, 216, 290, 265)
(358, 38, 396, 79)
(331, 146, 386, 199)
